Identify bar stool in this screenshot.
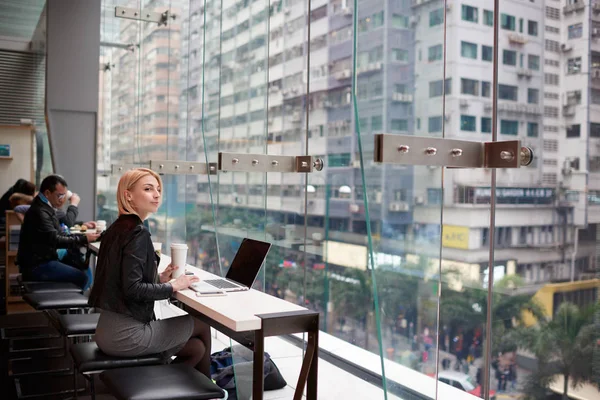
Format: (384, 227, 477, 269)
(23, 281, 83, 294)
(70, 341, 165, 400)
(100, 364, 226, 400)
(22, 292, 90, 311)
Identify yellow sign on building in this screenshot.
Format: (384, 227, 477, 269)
(442, 225, 470, 249)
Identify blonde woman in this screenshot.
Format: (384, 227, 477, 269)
(88, 168, 212, 377)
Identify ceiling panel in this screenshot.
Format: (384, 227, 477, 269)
(0, 0, 46, 40)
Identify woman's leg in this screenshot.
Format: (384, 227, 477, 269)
(174, 317, 212, 377)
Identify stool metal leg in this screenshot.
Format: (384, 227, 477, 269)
(73, 364, 78, 400)
(89, 374, 96, 400)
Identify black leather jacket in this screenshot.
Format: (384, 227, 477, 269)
(88, 214, 173, 323)
(17, 196, 88, 274)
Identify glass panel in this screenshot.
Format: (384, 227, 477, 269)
(437, 1, 494, 400)
(354, 0, 445, 397)
(97, 0, 142, 227)
(490, 2, 600, 400)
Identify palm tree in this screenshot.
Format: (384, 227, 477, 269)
(511, 302, 599, 400)
(440, 275, 546, 354)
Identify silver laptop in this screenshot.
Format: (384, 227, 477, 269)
(190, 238, 271, 293)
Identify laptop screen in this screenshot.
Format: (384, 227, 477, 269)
(225, 238, 272, 287)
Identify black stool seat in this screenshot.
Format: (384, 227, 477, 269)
(70, 342, 163, 373)
(23, 292, 89, 310)
(56, 313, 99, 336)
(100, 364, 225, 400)
(23, 282, 82, 294)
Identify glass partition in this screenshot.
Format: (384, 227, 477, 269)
(97, 0, 600, 399)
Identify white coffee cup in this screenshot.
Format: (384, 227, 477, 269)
(170, 243, 188, 278)
(96, 220, 107, 233)
(67, 190, 73, 200)
(152, 242, 162, 256)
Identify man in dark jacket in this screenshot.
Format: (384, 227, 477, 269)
(17, 175, 100, 288)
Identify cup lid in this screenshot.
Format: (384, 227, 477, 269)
(170, 243, 188, 248)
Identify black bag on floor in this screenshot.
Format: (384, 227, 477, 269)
(210, 345, 287, 400)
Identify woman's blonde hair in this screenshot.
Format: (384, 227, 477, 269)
(117, 168, 163, 217)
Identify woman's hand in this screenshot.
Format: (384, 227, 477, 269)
(159, 263, 177, 283)
(170, 274, 199, 292)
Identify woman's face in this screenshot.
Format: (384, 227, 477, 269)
(127, 175, 161, 218)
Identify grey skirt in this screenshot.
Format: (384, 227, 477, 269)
(94, 309, 194, 361)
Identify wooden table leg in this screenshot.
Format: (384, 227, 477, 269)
(253, 329, 264, 400)
(294, 331, 318, 400)
(307, 330, 318, 400)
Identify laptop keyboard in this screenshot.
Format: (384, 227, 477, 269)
(204, 279, 241, 289)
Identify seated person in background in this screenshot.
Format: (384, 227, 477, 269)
(58, 191, 96, 229)
(89, 168, 212, 377)
(17, 175, 100, 288)
(0, 179, 36, 227)
(12, 189, 95, 230)
(9, 193, 34, 223)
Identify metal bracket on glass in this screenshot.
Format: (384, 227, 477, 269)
(111, 163, 150, 175)
(114, 7, 171, 26)
(149, 160, 217, 175)
(218, 152, 325, 173)
(111, 161, 217, 176)
(374, 134, 534, 168)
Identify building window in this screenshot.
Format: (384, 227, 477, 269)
(566, 125, 581, 138)
(501, 120, 519, 135)
(592, 89, 600, 105)
(371, 115, 383, 131)
(462, 5, 478, 23)
(429, 8, 444, 27)
(428, 44, 443, 61)
(568, 23, 583, 39)
(481, 117, 492, 133)
(545, 39, 560, 52)
(392, 14, 409, 29)
(546, 6, 560, 20)
(429, 80, 444, 97)
(444, 78, 452, 95)
(461, 115, 477, 132)
(499, 84, 518, 101)
(528, 55, 540, 70)
(429, 116, 443, 133)
(391, 119, 408, 132)
(392, 49, 409, 62)
(545, 73, 559, 85)
(482, 45, 493, 62)
(545, 25, 560, 34)
(519, 18, 524, 33)
(543, 139, 558, 152)
(544, 92, 559, 100)
(566, 90, 582, 105)
(544, 106, 559, 118)
(545, 59, 560, 67)
(481, 81, 491, 97)
(590, 123, 600, 138)
(461, 78, 479, 95)
(503, 50, 517, 66)
(501, 14, 516, 31)
(461, 41, 478, 59)
(567, 57, 582, 74)
(528, 88, 539, 104)
(527, 122, 539, 137)
(528, 20, 538, 36)
(483, 10, 494, 26)
(543, 173, 557, 185)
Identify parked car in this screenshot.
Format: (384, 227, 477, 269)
(438, 370, 496, 399)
